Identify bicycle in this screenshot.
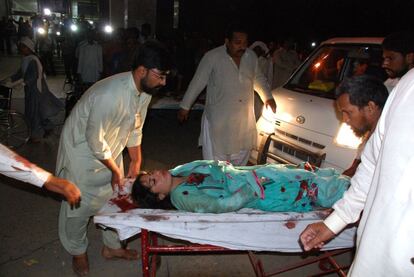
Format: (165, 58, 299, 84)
(0, 85, 30, 149)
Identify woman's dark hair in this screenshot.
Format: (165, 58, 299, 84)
(131, 173, 175, 210)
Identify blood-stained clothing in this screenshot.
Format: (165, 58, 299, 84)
(0, 143, 50, 187)
(168, 160, 350, 213)
(180, 46, 272, 158)
(56, 72, 151, 217)
(323, 68, 414, 276)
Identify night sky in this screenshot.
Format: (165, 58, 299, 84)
(179, 0, 414, 47)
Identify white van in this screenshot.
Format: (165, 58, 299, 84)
(253, 37, 386, 171)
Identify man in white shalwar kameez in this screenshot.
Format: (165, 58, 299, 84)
(300, 68, 414, 276)
(56, 42, 171, 276)
(76, 31, 103, 84)
(178, 23, 276, 165)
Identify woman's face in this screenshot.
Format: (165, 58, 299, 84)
(139, 170, 172, 200)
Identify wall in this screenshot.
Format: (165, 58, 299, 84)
(109, 0, 157, 31)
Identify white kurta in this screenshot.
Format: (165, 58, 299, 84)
(384, 77, 400, 93)
(76, 40, 103, 83)
(56, 72, 151, 217)
(323, 68, 414, 276)
(180, 45, 272, 156)
(0, 143, 50, 187)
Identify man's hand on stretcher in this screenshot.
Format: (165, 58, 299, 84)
(177, 108, 189, 123)
(100, 158, 126, 191)
(299, 222, 335, 251)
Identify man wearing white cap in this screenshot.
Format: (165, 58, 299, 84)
(6, 36, 63, 142)
(250, 41, 273, 87)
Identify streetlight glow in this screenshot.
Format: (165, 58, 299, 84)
(104, 25, 113, 33)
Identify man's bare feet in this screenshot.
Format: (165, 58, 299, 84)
(72, 253, 89, 276)
(101, 245, 139, 260)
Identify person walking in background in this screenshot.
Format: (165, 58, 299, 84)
(178, 23, 276, 166)
(61, 29, 77, 84)
(0, 16, 6, 54)
(4, 18, 17, 54)
(272, 38, 300, 88)
(37, 28, 56, 76)
(76, 29, 103, 86)
(5, 37, 64, 142)
(250, 41, 273, 87)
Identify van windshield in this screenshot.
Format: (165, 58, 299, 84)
(285, 43, 386, 99)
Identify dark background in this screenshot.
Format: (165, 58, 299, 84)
(175, 0, 414, 46)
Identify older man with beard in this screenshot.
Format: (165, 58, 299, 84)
(337, 75, 388, 177)
(56, 41, 172, 276)
(300, 66, 414, 276)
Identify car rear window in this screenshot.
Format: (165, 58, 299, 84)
(285, 43, 386, 99)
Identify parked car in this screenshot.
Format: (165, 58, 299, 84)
(253, 37, 386, 171)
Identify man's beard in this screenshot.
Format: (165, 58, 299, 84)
(386, 66, 408, 79)
(352, 125, 370, 138)
(140, 75, 162, 95)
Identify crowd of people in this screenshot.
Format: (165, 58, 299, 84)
(1, 10, 414, 276)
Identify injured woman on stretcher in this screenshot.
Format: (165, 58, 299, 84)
(131, 160, 350, 213)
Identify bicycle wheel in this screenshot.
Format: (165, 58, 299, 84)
(0, 111, 30, 149)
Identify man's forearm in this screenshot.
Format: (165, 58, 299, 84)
(100, 157, 121, 175)
(127, 145, 142, 178)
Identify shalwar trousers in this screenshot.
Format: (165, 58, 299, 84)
(59, 203, 122, 255)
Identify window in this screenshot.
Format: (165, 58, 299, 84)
(286, 44, 386, 99)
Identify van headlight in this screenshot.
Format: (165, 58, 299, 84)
(334, 123, 362, 149)
(257, 106, 276, 134)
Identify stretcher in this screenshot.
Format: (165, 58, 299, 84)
(94, 180, 355, 276)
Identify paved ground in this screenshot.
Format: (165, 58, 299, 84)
(0, 54, 352, 276)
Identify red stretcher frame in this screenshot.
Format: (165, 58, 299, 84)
(140, 228, 352, 277)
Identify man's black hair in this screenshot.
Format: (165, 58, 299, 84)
(224, 22, 249, 40)
(336, 75, 388, 110)
(131, 41, 172, 73)
(382, 31, 414, 55)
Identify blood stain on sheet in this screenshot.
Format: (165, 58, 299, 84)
(284, 220, 297, 229)
(110, 195, 138, 212)
(141, 215, 170, 221)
